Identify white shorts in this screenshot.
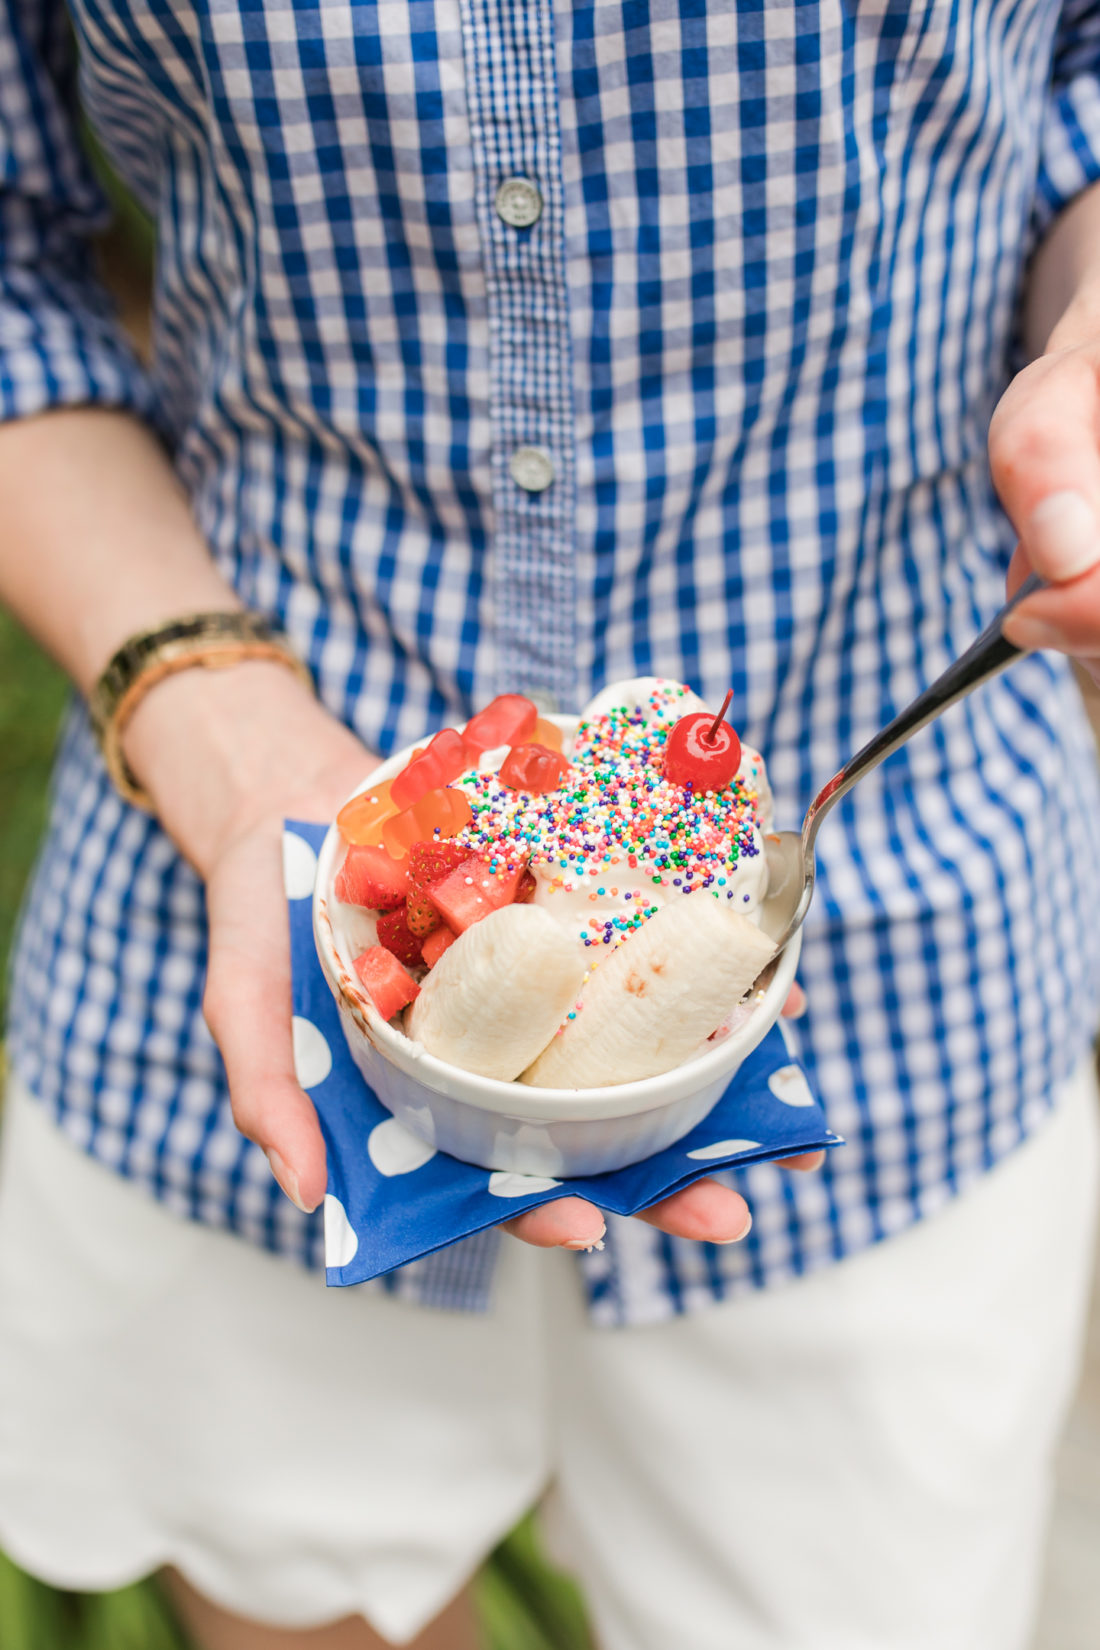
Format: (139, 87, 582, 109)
(0, 1066, 1096, 1650)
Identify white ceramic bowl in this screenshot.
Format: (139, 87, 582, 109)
(313, 719, 801, 1178)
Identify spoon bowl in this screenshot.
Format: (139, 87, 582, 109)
(757, 831, 810, 945)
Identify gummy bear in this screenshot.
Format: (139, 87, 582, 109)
(499, 742, 571, 795)
(382, 787, 474, 858)
(462, 694, 538, 755)
(532, 717, 564, 751)
(337, 778, 398, 846)
(390, 728, 469, 810)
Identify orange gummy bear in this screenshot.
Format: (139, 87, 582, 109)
(337, 778, 398, 846)
(382, 786, 474, 858)
(532, 717, 563, 751)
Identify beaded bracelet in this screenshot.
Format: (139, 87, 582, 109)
(88, 611, 314, 810)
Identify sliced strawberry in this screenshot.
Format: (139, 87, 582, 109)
(375, 906, 425, 968)
(405, 886, 441, 938)
(421, 924, 458, 968)
(353, 946, 420, 1020)
(407, 838, 473, 887)
(426, 856, 528, 933)
(334, 844, 409, 911)
(515, 869, 537, 903)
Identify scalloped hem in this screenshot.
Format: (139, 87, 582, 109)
(0, 1079, 548, 1644)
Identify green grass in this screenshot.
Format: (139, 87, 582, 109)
(0, 1551, 191, 1650)
(476, 1519, 595, 1650)
(0, 613, 68, 1020)
(0, 617, 591, 1646)
(0, 1517, 592, 1650)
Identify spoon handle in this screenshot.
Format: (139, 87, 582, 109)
(803, 572, 1044, 854)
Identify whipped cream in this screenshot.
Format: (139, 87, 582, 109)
(452, 678, 771, 960)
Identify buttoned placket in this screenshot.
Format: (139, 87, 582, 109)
(457, 0, 577, 714)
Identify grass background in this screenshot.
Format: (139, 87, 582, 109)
(0, 132, 592, 1650)
(0, 616, 67, 1021)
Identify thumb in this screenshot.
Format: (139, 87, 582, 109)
(989, 349, 1100, 583)
(203, 828, 328, 1212)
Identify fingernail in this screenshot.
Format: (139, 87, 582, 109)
(714, 1211, 753, 1245)
(265, 1149, 310, 1213)
(1001, 614, 1062, 652)
(1026, 491, 1100, 581)
(564, 1221, 606, 1251)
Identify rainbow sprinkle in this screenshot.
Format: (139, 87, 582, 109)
(452, 683, 767, 955)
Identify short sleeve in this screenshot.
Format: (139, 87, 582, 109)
(0, 0, 154, 423)
(1033, 0, 1100, 239)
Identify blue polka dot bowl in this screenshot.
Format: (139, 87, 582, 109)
(313, 718, 801, 1178)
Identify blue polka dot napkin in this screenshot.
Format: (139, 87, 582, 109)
(286, 823, 842, 1286)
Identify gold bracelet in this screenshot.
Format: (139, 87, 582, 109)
(88, 611, 315, 810)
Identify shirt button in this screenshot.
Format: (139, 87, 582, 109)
(509, 446, 555, 493)
(495, 177, 543, 229)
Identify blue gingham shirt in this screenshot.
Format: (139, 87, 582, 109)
(5, 0, 1100, 1326)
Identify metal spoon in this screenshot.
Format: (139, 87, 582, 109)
(757, 572, 1044, 952)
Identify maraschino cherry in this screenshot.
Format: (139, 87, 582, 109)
(662, 690, 742, 791)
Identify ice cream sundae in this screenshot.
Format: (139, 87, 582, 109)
(327, 678, 778, 1090)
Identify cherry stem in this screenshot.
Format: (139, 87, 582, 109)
(705, 690, 734, 744)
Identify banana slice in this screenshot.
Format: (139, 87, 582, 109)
(521, 894, 776, 1089)
(405, 904, 587, 1082)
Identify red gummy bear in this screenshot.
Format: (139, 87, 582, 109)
(499, 742, 570, 795)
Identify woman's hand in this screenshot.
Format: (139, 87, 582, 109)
(992, 184, 1100, 669)
(125, 659, 377, 1214)
(126, 665, 817, 1252)
(990, 338, 1100, 675)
